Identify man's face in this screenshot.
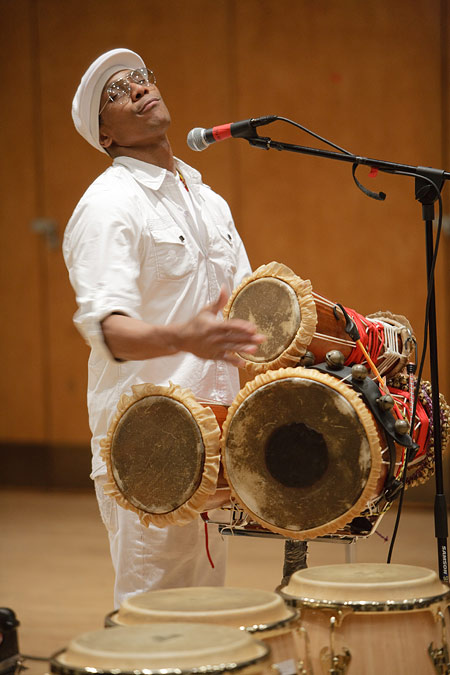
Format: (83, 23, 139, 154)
(98, 68, 171, 152)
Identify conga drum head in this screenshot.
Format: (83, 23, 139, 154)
(100, 383, 222, 527)
(281, 563, 450, 609)
(109, 586, 295, 630)
(221, 367, 383, 539)
(223, 262, 317, 374)
(50, 624, 270, 675)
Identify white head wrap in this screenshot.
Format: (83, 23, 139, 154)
(72, 48, 146, 153)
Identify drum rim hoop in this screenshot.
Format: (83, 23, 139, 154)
(104, 608, 298, 633)
(49, 643, 271, 675)
(279, 589, 450, 612)
(99, 382, 222, 528)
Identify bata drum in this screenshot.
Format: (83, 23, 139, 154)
(220, 367, 399, 540)
(49, 624, 271, 675)
(105, 586, 299, 675)
(280, 563, 450, 674)
(99, 382, 229, 527)
(223, 261, 414, 378)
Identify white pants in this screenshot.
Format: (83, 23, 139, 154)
(95, 475, 228, 608)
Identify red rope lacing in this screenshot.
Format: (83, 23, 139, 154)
(343, 306, 385, 367)
(388, 386, 429, 460)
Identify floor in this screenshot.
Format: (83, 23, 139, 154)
(0, 488, 445, 673)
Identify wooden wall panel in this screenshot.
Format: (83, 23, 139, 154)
(0, 0, 46, 441)
(231, 0, 448, 398)
(1, 0, 448, 455)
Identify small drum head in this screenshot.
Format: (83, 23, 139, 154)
(100, 383, 222, 527)
(221, 367, 383, 539)
(110, 586, 295, 630)
(51, 623, 270, 674)
(281, 563, 450, 610)
(223, 262, 317, 374)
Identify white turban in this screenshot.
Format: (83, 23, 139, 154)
(72, 48, 146, 153)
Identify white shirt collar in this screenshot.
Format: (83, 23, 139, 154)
(113, 155, 203, 191)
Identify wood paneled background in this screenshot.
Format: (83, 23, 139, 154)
(1, 0, 449, 495)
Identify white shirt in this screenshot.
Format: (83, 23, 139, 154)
(63, 156, 251, 478)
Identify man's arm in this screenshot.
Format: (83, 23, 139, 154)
(101, 286, 264, 366)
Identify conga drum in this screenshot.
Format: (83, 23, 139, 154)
(49, 624, 271, 675)
(221, 367, 395, 540)
(99, 382, 229, 527)
(105, 586, 299, 675)
(280, 563, 450, 674)
(223, 261, 414, 377)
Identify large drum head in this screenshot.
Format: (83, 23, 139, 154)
(51, 624, 270, 674)
(223, 262, 317, 374)
(221, 368, 383, 539)
(110, 586, 295, 630)
(281, 563, 450, 609)
(100, 383, 222, 527)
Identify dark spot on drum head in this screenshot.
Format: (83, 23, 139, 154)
(265, 423, 328, 488)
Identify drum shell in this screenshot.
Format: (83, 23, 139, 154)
(105, 587, 299, 675)
(223, 262, 413, 377)
(292, 607, 448, 674)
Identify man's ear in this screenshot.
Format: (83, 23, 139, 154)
(99, 128, 113, 149)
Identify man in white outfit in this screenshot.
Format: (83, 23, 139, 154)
(64, 48, 263, 608)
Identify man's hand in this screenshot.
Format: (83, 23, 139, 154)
(177, 287, 265, 366)
(101, 287, 265, 364)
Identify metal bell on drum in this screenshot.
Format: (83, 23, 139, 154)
(377, 394, 395, 411)
(351, 364, 368, 381)
(300, 351, 315, 367)
(394, 418, 409, 435)
(326, 350, 345, 369)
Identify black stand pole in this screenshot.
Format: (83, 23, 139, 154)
(417, 173, 449, 583)
(245, 134, 449, 581)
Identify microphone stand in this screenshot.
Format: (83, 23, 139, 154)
(245, 134, 450, 582)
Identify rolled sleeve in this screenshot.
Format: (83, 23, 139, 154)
(64, 192, 143, 361)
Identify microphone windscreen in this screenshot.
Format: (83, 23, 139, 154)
(187, 127, 207, 151)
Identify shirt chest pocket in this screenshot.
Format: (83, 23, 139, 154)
(149, 226, 195, 281)
(209, 222, 237, 274)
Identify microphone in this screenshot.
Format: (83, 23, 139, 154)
(187, 115, 277, 151)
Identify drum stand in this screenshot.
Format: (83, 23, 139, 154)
(241, 124, 450, 581)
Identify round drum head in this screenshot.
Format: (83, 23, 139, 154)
(100, 383, 222, 527)
(51, 624, 270, 674)
(222, 368, 382, 539)
(111, 395, 204, 514)
(228, 277, 301, 362)
(281, 563, 450, 610)
(223, 262, 317, 374)
(114, 586, 295, 629)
